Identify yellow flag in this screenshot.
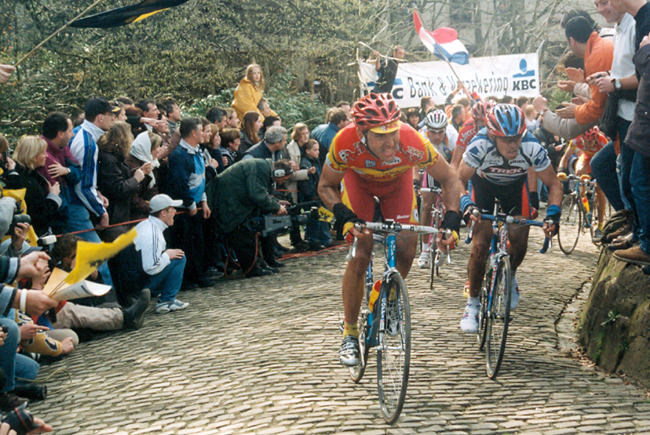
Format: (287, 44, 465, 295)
(318, 206, 334, 223)
(65, 228, 137, 284)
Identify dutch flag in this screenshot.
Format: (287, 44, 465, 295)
(413, 11, 469, 65)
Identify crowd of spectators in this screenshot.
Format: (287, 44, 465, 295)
(0, 61, 356, 429)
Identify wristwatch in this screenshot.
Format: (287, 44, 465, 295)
(614, 78, 622, 91)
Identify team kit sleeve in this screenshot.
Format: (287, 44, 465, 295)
(462, 135, 486, 169)
(325, 132, 348, 173)
(523, 133, 552, 172)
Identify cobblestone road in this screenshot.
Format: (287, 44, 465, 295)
(31, 231, 650, 434)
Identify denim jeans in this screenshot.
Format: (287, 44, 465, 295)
(630, 152, 650, 254)
(0, 316, 19, 392)
(146, 257, 186, 303)
(62, 203, 114, 287)
(619, 142, 639, 240)
(306, 219, 331, 245)
(591, 142, 626, 211)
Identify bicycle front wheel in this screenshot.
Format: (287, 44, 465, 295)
(486, 256, 512, 379)
(428, 210, 442, 290)
(377, 273, 411, 424)
(477, 264, 491, 351)
(558, 194, 581, 255)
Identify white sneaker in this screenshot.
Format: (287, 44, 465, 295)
(510, 275, 519, 311)
(418, 250, 430, 269)
(460, 300, 480, 333)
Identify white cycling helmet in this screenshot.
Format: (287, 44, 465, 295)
(424, 109, 448, 130)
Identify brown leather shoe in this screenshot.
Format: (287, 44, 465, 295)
(614, 246, 650, 266)
(603, 224, 632, 244)
(607, 232, 635, 251)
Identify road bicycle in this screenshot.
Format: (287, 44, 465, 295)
(419, 187, 450, 289)
(467, 204, 550, 379)
(345, 220, 444, 424)
(557, 174, 610, 254)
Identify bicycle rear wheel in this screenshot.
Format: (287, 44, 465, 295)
(377, 273, 411, 424)
(590, 192, 610, 245)
(558, 194, 581, 255)
(486, 256, 512, 379)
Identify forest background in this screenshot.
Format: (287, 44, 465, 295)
(0, 0, 595, 138)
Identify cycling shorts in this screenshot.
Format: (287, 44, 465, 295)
(470, 174, 533, 218)
(577, 154, 593, 173)
(341, 170, 418, 224)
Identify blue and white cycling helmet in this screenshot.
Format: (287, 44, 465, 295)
(486, 104, 527, 138)
(424, 109, 448, 130)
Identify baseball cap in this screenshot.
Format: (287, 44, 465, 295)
(150, 194, 183, 213)
(369, 120, 400, 134)
(84, 97, 113, 118)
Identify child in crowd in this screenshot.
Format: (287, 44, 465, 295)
(298, 139, 331, 251)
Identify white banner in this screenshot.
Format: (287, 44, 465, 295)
(359, 53, 540, 108)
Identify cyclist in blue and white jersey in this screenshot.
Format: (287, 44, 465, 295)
(458, 105, 563, 333)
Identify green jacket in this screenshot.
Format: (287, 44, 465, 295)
(208, 158, 281, 233)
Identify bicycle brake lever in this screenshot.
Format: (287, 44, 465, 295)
(540, 236, 551, 254)
(465, 220, 475, 244)
(346, 236, 359, 261)
(446, 245, 451, 264)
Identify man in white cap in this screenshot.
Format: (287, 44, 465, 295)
(134, 194, 189, 314)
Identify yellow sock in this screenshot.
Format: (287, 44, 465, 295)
(598, 222, 604, 231)
(343, 322, 359, 338)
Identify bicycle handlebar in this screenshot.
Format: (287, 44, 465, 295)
(466, 211, 552, 254)
(358, 221, 449, 235)
(419, 187, 443, 194)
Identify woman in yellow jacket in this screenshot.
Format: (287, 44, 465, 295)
(231, 64, 278, 122)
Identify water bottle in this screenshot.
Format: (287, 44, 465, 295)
(368, 280, 381, 311)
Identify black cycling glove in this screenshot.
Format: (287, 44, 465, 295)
(332, 203, 363, 239)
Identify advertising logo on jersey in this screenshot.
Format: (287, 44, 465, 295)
(365, 159, 377, 168)
(512, 59, 536, 91)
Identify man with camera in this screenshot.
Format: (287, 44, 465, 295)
(208, 159, 293, 277)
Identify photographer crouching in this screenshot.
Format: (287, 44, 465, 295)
(208, 159, 293, 277)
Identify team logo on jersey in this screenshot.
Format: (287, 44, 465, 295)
(365, 160, 377, 168)
(338, 149, 352, 164)
(489, 167, 524, 174)
(381, 157, 402, 166)
(405, 146, 424, 163)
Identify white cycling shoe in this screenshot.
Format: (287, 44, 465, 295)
(417, 250, 430, 269)
(460, 298, 480, 333)
(510, 275, 519, 311)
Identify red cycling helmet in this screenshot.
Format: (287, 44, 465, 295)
(352, 93, 401, 133)
(471, 99, 497, 122)
(580, 126, 600, 141)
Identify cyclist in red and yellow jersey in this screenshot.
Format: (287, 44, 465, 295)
(557, 126, 609, 241)
(318, 93, 463, 367)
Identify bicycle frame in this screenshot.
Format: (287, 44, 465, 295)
(420, 187, 449, 269)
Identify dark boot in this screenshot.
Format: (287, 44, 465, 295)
(0, 392, 28, 412)
(12, 383, 46, 401)
(122, 288, 150, 330)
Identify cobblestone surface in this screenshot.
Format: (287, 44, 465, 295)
(31, 231, 650, 434)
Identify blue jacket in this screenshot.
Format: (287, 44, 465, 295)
(166, 140, 207, 210)
(311, 122, 340, 152)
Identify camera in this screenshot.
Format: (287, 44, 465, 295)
(1, 403, 39, 435)
(8, 214, 30, 235)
